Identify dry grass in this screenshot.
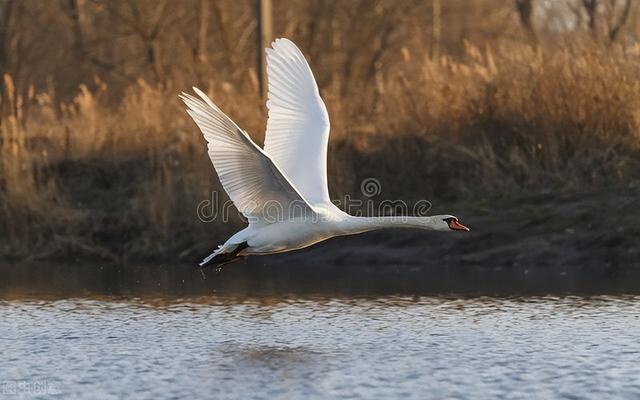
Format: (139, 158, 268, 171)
(1, 42, 639, 261)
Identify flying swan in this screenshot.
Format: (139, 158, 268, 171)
(181, 38, 469, 267)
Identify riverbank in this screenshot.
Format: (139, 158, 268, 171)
(3, 165, 640, 265)
(2, 184, 639, 297)
(2, 181, 639, 267)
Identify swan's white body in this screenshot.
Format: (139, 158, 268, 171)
(181, 38, 468, 266)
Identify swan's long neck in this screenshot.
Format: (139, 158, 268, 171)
(341, 215, 440, 235)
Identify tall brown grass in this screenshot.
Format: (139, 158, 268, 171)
(1, 42, 639, 261)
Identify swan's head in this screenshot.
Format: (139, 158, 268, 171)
(431, 215, 470, 232)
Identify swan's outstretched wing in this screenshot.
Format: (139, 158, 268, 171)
(181, 88, 313, 223)
(264, 38, 332, 208)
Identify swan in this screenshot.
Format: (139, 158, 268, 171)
(181, 38, 469, 267)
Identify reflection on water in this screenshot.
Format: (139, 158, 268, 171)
(1, 262, 640, 299)
(1, 296, 640, 399)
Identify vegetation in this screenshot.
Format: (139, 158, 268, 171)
(1, 0, 639, 262)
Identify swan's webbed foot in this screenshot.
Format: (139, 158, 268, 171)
(198, 242, 249, 270)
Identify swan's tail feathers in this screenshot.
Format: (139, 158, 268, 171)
(199, 242, 249, 268)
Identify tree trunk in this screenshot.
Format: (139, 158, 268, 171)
(431, 0, 441, 59)
(583, 0, 598, 34)
(608, 0, 632, 45)
(256, 0, 272, 99)
(196, 0, 209, 63)
(515, 0, 537, 43)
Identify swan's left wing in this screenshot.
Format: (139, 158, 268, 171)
(264, 38, 332, 208)
(181, 88, 313, 225)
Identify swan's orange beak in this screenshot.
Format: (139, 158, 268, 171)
(448, 219, 470, 232)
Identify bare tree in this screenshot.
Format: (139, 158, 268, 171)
(256, 0, 273, 98)
(583, 0, 598, 33)
(515, 0, 537, 42)
(196, 0, 210, 63)
(100, 0, 175, 83)
(431, 0, 441, 58)
(0, 0, 20, 77)
(67, 0, 122, 76)
(608, 0, 632, 44)
(581, 0, 632, 44)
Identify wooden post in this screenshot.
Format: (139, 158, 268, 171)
(257, 0, 273, 99)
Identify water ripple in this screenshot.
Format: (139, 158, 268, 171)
(0, 296, 639, 399)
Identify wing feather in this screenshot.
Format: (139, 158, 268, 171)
(264, 38, 332, 208)
(181, 88, 313, 224)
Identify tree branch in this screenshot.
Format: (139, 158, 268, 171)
(608, 0, 632, 44)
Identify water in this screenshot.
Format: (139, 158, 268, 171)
(2, 295, 640, 399)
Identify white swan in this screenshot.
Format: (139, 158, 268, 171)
(181, 38, 469, 267)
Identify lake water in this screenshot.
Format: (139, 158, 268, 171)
(2, 294, 639, 399)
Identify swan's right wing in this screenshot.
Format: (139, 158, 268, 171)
(181, 88, 313, 224)
(264, 38, 332, 208)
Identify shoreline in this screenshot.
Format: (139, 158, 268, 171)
(2, 260, 639, 298)
(2, 183, 639, 300)
(4, 184, 638, 265)
(2, 185, 639, 297)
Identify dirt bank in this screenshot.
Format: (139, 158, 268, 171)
(2, 184, 639, 297)
(253, 185, 640, 270)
